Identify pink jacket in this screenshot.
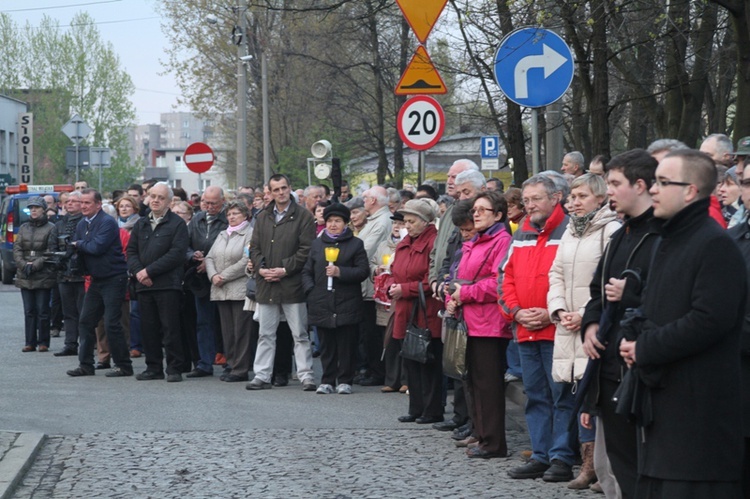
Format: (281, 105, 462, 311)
(453, 223, 512, 339)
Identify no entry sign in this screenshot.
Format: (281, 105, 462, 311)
(184, 142, 214, 174)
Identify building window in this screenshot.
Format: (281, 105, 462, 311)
(173, 179, 182, 188)
(175, 155, 181, 162)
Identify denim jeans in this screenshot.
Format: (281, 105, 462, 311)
(21, 288, 51, 348)
(129, 300, 142, 352)
(506, 339, 523, 378)
(518, 340, 576, 466)
(193, 294, 217, 373)
(78, 274, 131, 370)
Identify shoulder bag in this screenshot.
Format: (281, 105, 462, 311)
(400, 285, 434, 364)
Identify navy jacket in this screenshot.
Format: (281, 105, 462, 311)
(74, 210, 128, 279)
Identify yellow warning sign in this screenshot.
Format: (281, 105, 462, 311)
(395, 45, 448, 96)
(396, 0, 449, 44)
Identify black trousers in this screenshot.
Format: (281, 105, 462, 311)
(139, 290, 185, 375)
(384, 337, 405, 389)
(180, 289, 198, 372)
(360, 301, 384, 380)
(21, 288, 51, 348)
(59, 281, 85, 351)
(403, 338, 444, 419)
(465, 336, 509, 454)
(272, 321, 293, 377)
(318, 324, 358, 386)
(600, 377, 638, 499)
(49, 284, 63, 330)
(78, 274, 130, 370)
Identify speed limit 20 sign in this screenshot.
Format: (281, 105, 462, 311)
(397, 95, 445, 150)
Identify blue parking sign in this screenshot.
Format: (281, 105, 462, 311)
(481, 136, 499, 159)
(493, 27, 574, 108)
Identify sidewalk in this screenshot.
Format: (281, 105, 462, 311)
(0, 432, 45, 499)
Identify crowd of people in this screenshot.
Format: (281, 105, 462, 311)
(11, 132, 750, 498)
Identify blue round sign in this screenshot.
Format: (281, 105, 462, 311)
(493, 27, 574, 108)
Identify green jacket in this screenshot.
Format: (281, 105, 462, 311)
(249, 199, 315, 304)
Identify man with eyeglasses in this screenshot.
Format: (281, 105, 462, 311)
(185, 186, 227, 378)
(580, 149, 659, 498)
(500, 174, 573, 482)
(618, 150, 745, 497)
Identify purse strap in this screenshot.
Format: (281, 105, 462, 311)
(410, 284, 430, 326)
(469, 246, 494, 283)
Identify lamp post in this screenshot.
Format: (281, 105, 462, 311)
(235, 3, 248, 189)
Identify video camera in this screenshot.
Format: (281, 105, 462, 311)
(42, 234, 83, 276)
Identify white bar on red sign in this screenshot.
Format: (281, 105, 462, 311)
(185, 153, 213, 163)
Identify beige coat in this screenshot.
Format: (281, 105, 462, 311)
(205, 224, 252, 302)
(547, 206, 620, 383)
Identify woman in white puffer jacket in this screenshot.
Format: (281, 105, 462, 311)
(547, 173, 620, 490)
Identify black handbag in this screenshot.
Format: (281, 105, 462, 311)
(400, 286, 434, 364)
(245, 275, 257, 301)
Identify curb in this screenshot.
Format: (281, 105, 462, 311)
(0, 432, 46, 499)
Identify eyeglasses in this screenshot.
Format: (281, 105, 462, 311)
(470, 206, 495, 216)
(521, 195, 550, 206)
(653, 178, 692, 188)
(203, 201, 221, 206)
(740, 179, 750, 187)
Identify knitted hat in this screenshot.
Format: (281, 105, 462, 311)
(323, 203, 351, 224)
(398, 198, 437, 224)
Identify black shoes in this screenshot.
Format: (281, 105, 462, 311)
(272, 374, 289, 387)
(54, 348, 77, 357)
(135, 371, 165, 381)
(508, 460, 551, 479)
(358, 376, 385, 386)
(186, 368, 212, 378)
(416, 416, 443, 425)
(398, 415, 418, 423)
(542, 459, 573, 482)
(67, 366, 95, 377)
(105, 367, 133, 377)
(222, 374, 249, 382)
(95, 362, 111, 370)
(433, 420, 459, 432)
(452, 422, 473, 441)
(166, 373, 183, 383)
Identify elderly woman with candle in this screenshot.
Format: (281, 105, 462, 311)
(302, 203, 369, 394)
(389, 198, 443, 424)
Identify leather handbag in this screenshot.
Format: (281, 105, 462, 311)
(442, 312, 468, 379)
(400, 286, 434, 364)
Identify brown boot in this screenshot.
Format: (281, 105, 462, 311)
(568, 442, 596, 489)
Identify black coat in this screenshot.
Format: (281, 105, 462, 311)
(635, 198, 746, 481)
(302, 229, 369, 329)
(127, 210, 189, 293)
(728, 218, 750, 438)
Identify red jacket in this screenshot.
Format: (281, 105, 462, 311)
(500, 204, 568, 343)
(709, 195, 727, 228)
(390, 224, 442, 340)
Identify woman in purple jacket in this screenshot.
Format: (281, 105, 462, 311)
(446, 191, 512, 459)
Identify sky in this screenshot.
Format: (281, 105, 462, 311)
(1, 0, 186, 125)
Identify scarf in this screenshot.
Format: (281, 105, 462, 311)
(227, 219, 249, 236)
(570, 210, 597, 237)
(324, 227, 348, 240)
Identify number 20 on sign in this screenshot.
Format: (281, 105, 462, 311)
(397, 95, 445, 151)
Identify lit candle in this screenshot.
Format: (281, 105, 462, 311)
(324, 246, 340, 291)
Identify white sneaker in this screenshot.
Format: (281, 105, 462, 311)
(504, 373, 521, 383)
(316, 383, 334, 394)
(336, 383, 352, 395)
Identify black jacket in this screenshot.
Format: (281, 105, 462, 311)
(727, 219, 750, 438)
(127, 210, 189, 293)
(635, 198, 745, 481)
(187, 209, 228, 258)
(302, 229, 369, 329)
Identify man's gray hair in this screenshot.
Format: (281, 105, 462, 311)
(67, 190, 82, 200)
(387, 187, 400, 203)
(366, 186, 389, 206)
(451, 159, 480, 172)
(565, 151, 585, 168)
(646, 138, 688, 155)
(537, 170, 570, 199)
(153, 181, 174, 200)
(455, 170, 487, 190)
(304, 185, 323, 196)
(704, 133, 733, 157)
(101, 203, 117, 218)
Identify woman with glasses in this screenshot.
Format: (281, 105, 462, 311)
(547, 173, 620, 489)
(445, 191, 513, 458)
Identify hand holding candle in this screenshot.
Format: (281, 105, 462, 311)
(324, 246, 340, 291)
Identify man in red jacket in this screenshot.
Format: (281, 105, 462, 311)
(499, 173, 574, 482)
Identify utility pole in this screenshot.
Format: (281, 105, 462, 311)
(236, 1, 248, 189)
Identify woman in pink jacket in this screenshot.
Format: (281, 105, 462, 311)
(446, 191, 512, 459)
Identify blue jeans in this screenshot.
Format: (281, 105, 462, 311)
(21, 288, 51, 348)
(194, 294, 217, 373)
(518, 340, 575, 466)
(506, 339, 523, 378)
(129, 300, 142, 352)
(78, 274, 131, 370)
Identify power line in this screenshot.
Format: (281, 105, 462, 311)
(1, 0, 122, 13)
(135, 88, 182, 97)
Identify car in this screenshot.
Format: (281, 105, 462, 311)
(0, 184, 73, 284)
